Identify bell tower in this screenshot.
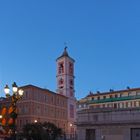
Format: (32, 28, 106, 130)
(56, 47, 75, 98)
(56, 47, 76, 138)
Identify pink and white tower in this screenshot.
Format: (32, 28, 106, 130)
(56, 47, 76, 138)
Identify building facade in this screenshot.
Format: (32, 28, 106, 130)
(77, 88, 140, 140)
(0, 48, 76, 139)
(17, 85, 68, 132)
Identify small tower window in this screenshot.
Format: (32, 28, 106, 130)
(69, 62, 73, 74)
(58, 62, 64, 74)
(69, 79, 73, 85)
(59, 78, 64, 85)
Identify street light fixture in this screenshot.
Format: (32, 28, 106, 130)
(4, 82, 24, 139)
(34, 120, 38, 123)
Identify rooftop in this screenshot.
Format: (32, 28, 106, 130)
(86, 87, 140, 97)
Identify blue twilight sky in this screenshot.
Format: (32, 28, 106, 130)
(0, 0, 140, 99)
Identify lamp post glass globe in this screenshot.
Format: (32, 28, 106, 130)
(18, 89, 24, 96)
(0, 115, 2, 119)
(4, 85, 10, 95)
(12, 82, 18, 93)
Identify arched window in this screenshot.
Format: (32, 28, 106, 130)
(58, 62, 64, 74)
(69, 62, 73, 74)
(59, 78, 64, 85)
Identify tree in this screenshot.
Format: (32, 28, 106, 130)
(42, 122, 63, 140)
(21, 122, 63, 140)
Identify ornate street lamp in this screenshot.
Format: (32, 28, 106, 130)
(4, 82, 24, 139)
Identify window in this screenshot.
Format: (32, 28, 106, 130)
(133, 101, 136, 107)
(126, 102, 128, 108)
(136, 101, 139, 107)
(25, 91, 28, 99)
(69, 79, 73, 85)
(69, 62, 73, 74)
(51, 96, 54, 103)
(120, 103, 123, 108)
(59, 78, 64, 85)
(93, 115, 98, 121)
(70, 104, 74, 118)
(103, 96, 106, 99)
(20, 120, 22, 127)
(45, 95, 47, 102)
(97, 96, 100, 100)
(128, 102, 131, 108)
(115, 94, 118, 98)
(79, 105, 81, 108)
(110, 95, 112, 98)
(58, 62, 64, 74)
(114, 103, 117, 108)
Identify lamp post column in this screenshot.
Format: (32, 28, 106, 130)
(4, 82, 24, 140)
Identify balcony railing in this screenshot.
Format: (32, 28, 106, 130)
(88, 95, 140, 104)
